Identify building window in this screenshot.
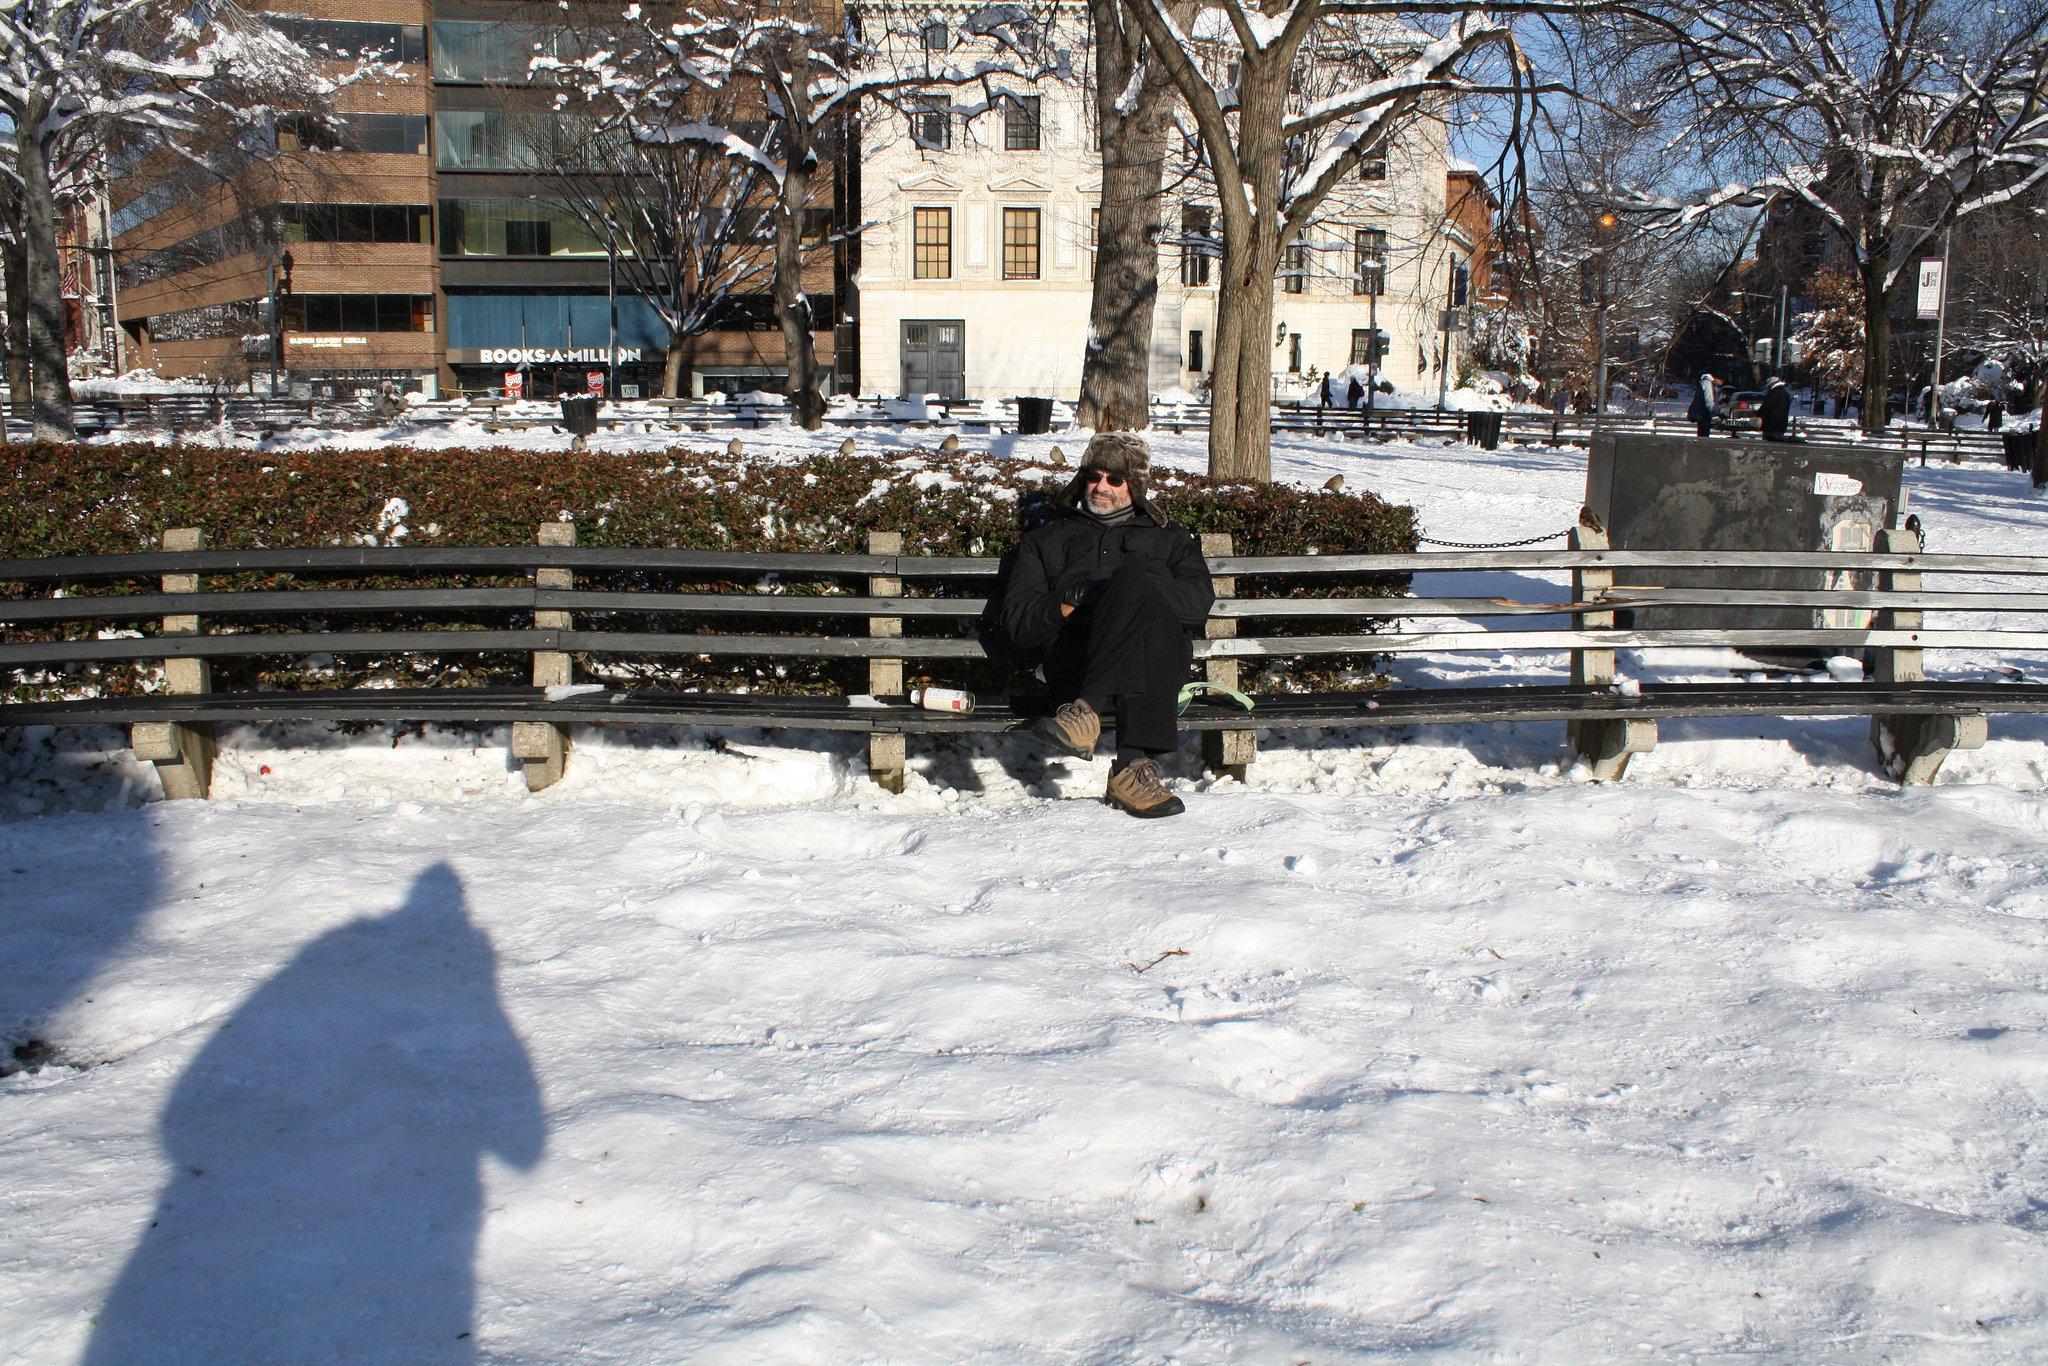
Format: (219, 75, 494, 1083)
(912, 95, 951, 150)
(1281, 243, 1307, 294)
(921, 21, 948, 50)
(1354, 228, 1386, 296)
(1089, 205, 1100, 280)
(268, 16, 425, 65)
(1004, 96, 1041, 151)
(281, 294, 435, 333)
(1180, 207, 1213, 287)
(801, 207, 832, 246)
(1350, 329, 1377, 365)
(1187, 329, 1204, 373)
(283, 203, 431, 245)
(1360, 141, 1387, 181)
(1003, 207, 1040, 279)
(433, 111, 548, 169)
(913, 207, 951, 279)
(279, 112, 429, 157)
(1289, 333, 1303, 372)
(439, 199, 605, 257)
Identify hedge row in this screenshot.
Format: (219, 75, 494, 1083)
(0, 441, 1415, 558)
(2, 442, 1418, 700)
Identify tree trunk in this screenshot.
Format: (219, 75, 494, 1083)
(662, 343, 685, 398)
(2, 222, 30, 409)
(1859, 263, 1892, 434)
(774, 164, 823, 430)
(16, 125, 75, 442)
(1205, 64, 1287, 482)
(1076, 0, 1172, 433)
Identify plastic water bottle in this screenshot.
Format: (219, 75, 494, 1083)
(910, 687, 975, 714)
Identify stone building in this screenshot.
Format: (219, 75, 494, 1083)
(850, 4, 1490, 401)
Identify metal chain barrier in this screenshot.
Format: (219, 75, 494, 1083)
(1415, 528, 1575, 549)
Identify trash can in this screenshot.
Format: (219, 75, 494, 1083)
(1464, 411, 1503, 450)
(559, 395, 600, 437)
(2003, 430, 2032, 472)
(1015, 396, 1055, 435)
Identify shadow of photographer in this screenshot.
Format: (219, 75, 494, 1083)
(83, 862, 543, 1364)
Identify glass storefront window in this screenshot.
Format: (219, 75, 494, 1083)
(282, 294, 435, 333)
(438, 199, 607, 256)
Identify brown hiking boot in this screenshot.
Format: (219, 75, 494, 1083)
(1032, 699, 1100, 759)
(1105, 758, 1185, 818)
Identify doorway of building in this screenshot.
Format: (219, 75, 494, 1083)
(900, 320, 965, 399)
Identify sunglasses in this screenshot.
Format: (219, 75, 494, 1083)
(1083, 470, 1127, 487)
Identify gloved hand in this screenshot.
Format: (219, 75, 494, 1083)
(1059, 577, 1110, 608)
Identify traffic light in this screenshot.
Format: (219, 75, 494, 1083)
(1451, 262, 1470, 308)
(1369, 329, 1390, 362)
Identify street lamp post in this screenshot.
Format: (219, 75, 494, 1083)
(1593, 209, 1618, 417)
(603, 212, 619, 400)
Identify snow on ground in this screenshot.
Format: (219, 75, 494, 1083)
(7, 426, 2048, 1363)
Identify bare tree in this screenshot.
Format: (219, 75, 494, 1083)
(1946, 191, 2048, 392)
(0, 0, 350, 438)
(1075, 0, 1182, 430)
(548, 4, 1045, 429)
(1616, 0, 2048, 429)
(1116, 0, 1560, 479)
(542, 110, 776, 398)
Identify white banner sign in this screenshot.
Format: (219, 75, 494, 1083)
(1916, 259, 1945, 320)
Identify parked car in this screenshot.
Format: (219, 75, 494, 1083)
(1716, 390, 1765, 428)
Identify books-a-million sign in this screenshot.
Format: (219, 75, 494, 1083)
(449, 347, 644, 365)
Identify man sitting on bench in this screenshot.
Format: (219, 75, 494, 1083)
(1001, 433, 1216, 818)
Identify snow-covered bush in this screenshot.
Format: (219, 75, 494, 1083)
(0, 443, 1418, 701)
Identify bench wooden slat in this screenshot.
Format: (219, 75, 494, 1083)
(0, 546, 893, 582)
(0, 629, 556, 666)
(7, 680, 2046, 733)
(1203, 628, 2048, 657)
(12, 546, 2048, 585)
(0, 588, 542, 622)
(10, 584, 2048, 628)
(14, 623, 2047, 669)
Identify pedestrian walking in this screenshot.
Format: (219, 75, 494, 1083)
(1688, 372, 1718, 438)
(1761, 376, 1802, 443)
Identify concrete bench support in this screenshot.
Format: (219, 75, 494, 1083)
(1199, 532, 1254, 780)
(1869, 525, 1984, 784)
(133, 527, 215, 799)
(866, 531, 907, 792)
(514, 522, 575, 791)
(1567, 520, 1657, 780)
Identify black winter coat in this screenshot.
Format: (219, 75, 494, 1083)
(1760, 384, 1792, 436)
(1000, 505, 1215, 654)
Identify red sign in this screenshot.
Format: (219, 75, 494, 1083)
(504, 371, 524, 397)
(586, 371, 606, 396)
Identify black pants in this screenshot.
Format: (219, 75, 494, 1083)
(1042, 565, 1193, 753)
(1694, 416, 1712, 438)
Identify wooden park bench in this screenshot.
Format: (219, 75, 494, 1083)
(4, 524, 2048, 800)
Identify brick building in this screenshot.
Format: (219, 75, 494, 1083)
(112, 2, 841, 399)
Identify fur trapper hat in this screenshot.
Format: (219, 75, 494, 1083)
(1059, 431, 1158, 517)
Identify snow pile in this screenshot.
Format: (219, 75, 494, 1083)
(8, 774, 2048, 1360)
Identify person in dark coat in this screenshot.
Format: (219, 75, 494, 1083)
(1760, 376, 1800, 442)
(1989, 397, 2005, 431)
(1688, 372, 1717, 437)
(1001, 432, 1215, 817)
